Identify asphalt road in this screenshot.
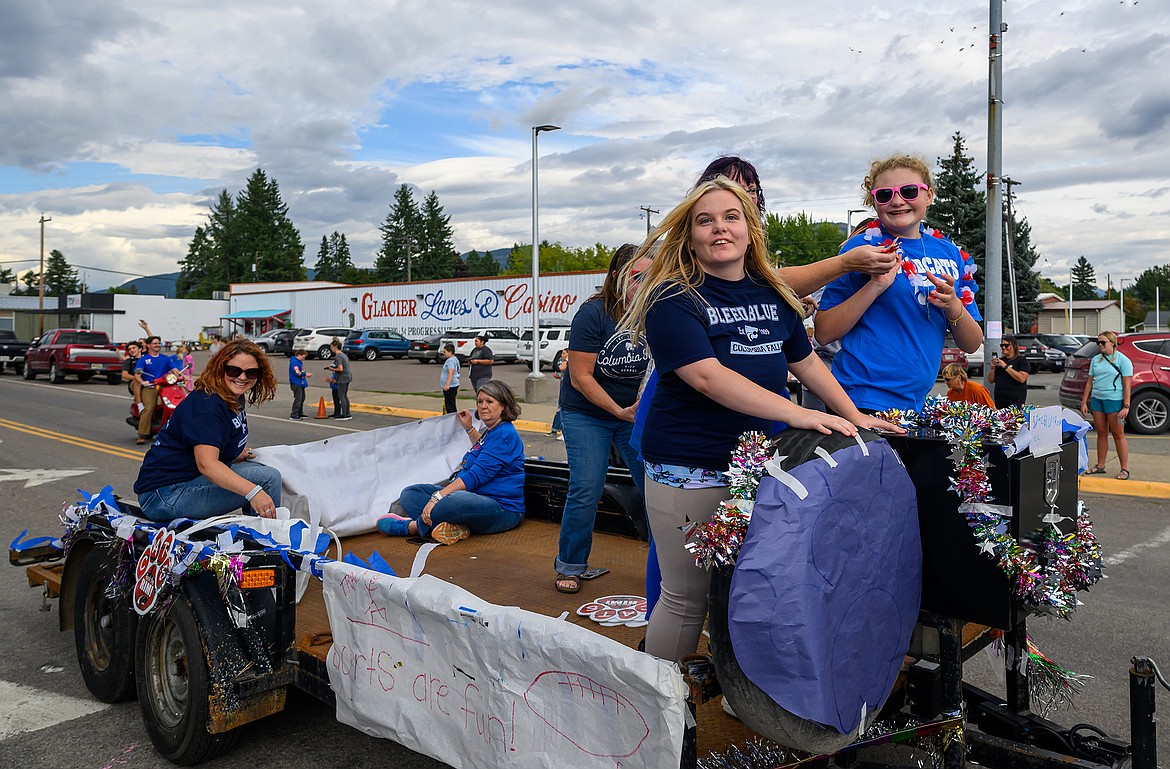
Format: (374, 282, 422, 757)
(0, 372, 1167, 766)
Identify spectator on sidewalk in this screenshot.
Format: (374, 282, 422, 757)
(989, 335, 1031, 409)
(942, 363, 995, 408)
(467, 334, 494, 392)
(440, 343, 460, 414)
(289, 350, 311, 420)
(325, 338, 352, 420)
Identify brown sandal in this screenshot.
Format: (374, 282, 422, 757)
(1116, 469, 1130, 480)
(555, 574, 580, 594)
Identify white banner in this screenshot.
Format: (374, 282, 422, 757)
(320, 561, 686, 768)
(252, 416, 468, 537)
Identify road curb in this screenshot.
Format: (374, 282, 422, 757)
(1079, 477, 1170, 499)
(351, 402, 553, 434)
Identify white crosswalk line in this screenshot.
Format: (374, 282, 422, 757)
(0, 679, 108, 740)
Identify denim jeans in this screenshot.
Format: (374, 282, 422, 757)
(399, 483, 523, 539)
(334, 382, 351, 417)
(290, 384, 306, 418)
(137, 461, 282, 522)
(554, 408, 646, 577)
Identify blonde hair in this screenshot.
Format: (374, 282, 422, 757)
(1098, 330, 1119, 347)
(862, 152, 933, 208)
(621, 178, 802, 342)
(941, 363, 968, 383)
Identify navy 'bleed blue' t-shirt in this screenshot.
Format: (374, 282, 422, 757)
(642, 274, 812, 471)
(560, 298, 650, 419)
(134, 390, 249, 494)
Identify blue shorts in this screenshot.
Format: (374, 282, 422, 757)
(1090, 397, 1123, 415)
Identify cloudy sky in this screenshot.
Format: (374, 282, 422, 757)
(1, 0, 1165, 292)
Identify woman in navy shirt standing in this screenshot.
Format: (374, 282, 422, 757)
(621, 177, 899, 663)
(134, 339, 282, 521)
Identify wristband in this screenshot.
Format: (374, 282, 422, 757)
(431, 491, 444, 503)
(465, 426, 475, 434)
(244, 484, 263, 501)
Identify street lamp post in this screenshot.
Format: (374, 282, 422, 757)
(1119, 278, 1129, 332)
(846, 209, 868, 233)
(526, 124, 560, 405)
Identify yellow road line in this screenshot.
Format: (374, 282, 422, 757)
(0, 418, 144, 461)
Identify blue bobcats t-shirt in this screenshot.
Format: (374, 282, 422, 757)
(134, 390, 249, 494)
(559, 299, 650, 419)
(135, 352, 179, 386)
(819, 222, 982, 412)
(642, 274, 812, 471)
(289, 357, 308, 388)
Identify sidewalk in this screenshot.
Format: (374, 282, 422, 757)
(344, 386, 1170, 499)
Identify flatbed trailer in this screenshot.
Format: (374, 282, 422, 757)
(11, 442, 1160, 768)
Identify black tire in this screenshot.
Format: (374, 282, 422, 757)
(50, 361, 66, 383)
(107, 372, 121, 385)
(23, 363, 36, 380)
(392, 354, 405, 359)
(136, 596, 237, 764)
(12, 363, 23, 376)
(77, 372, 94, 383)
(363, 347, 378, 361)
(1128, 390, 1170, 435)
(74, 546, 138, 703)
(317, 345, 333, 360)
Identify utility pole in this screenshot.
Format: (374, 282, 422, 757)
(38, 213, 52, 335)
(405, 235, 414, 282)
(639, 206, 660, 236)
(983, 0, 1005, 386)
(1002, 176, 1021, 332)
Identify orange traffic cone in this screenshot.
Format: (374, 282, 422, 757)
(314, 397, 328, 419)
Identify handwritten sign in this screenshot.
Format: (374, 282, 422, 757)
(133, 528, 175, 615)
(1028, 405, 1063, 458)
(321, 564, 685, 768)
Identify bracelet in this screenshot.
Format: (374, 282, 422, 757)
(465, 426, 475, 434)
(946, 309, 962, 323)
(244, 484, 263, 501)
(431, 491, 444, 503)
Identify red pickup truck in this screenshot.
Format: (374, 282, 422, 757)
(23, 328, 123, 384)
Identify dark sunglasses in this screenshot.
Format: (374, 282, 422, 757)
(871, 183, 929, 205)
(224, 364, 261, 380)
(999, 343, 1012, 348)
(1096, 339, 1110, 345)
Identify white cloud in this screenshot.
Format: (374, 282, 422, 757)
(0, 0, 1167, 292)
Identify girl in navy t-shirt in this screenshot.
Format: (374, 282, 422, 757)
(620, 177, 900, 663)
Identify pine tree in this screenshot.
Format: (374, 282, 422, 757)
(178, 191, 237, 298)
(1071, 255, 1098, 300)
(1129, 264, 1170, 305)
(453, 255, 471, 278)
(235, 169, 305, 283)
(43, 249, 81, 295)
(415, 191, 456, 280)
(313, 232, 355, 282)
(375, 185, 423, 282)
(466, 249, 500, 277)
(1004, 213, 1043, 331)
(0, 266, 14, 285)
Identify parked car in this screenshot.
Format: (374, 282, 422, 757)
(1059, 332, 1170, 434)
(517, 325, 572, 370)
(1013, 334, 1067, 372)
(248, 329, 285, 352)
(0, 329, 31, 375)
(23, 329, 123, 384)
(965, 341, 985, 377)
(1032, 333, 1082, 357)
(940, 334, 968, 377)
(270, 328, 302, 356)
(439, 328, 521, 364)
(342, 329, 411, 361)
(290, 327, 354, 359)
(408, 333, 445, 364)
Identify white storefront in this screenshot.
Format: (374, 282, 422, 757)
(229, 273, 607, 337)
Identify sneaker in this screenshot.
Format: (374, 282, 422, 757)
(431, 522, 471, 545)
(336, 416, 353, 421)
(376, 514, 412, 537)
(289, 415, 303, 420)
(135, 436, 148, 445)
(556, 434, 564, 441)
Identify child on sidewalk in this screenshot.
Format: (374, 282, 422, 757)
(440, 343, 460, 414)
(289, 350, 311, 419)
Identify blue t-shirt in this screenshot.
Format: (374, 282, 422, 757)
(134, 390, 249, 494)
(819, 222, 982, 412)
(642, 274, 812, 471)
(440, 356, 461, 389)
(1088, 351, 1133, 400)
(455, 421, 525, 515)
(289, 357, 308, 388)
(560, 299, 650, 419)
(136, 352, 179, 386)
